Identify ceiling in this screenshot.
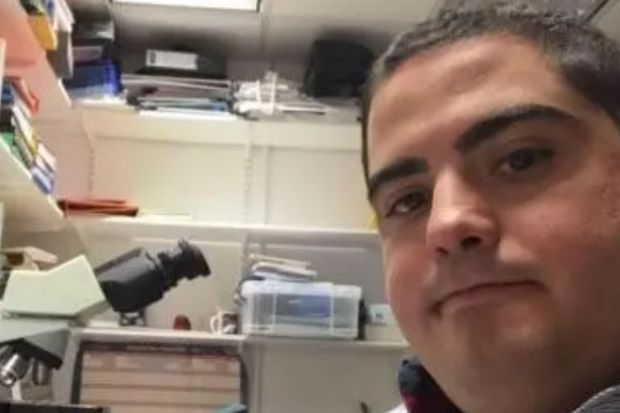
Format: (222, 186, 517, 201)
(592, 0, 620, 38)
(67, 0, 620, 78)
(78, 0, 440, 60)
(441, 0, 609, 18)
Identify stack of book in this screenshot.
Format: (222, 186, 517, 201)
(1, 78, 57, 195)
(123, 73, 233, 116)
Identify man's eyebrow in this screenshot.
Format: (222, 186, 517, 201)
(366, 104, 573, 201)
(367, 157, 429, 201)
(455, 104, 576, 154)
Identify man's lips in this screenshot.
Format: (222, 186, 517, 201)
(432, 281, 541, 316)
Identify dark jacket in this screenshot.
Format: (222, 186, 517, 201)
(398, 359, 462, 413)
(398, 359, 620, 413)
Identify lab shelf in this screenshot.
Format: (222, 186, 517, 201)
(70, 215, 380, 247)
(0, 138, 65, 233)
(0, 0, 89, 142)
(244, 334, 408, 352)
(76, 326, 408, 352)
(76, 100, 361, 151)
(76, 326, 245, 347)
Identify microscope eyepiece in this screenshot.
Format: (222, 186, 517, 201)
(96, 240, 211, 313)
(157, 240, 210, 288)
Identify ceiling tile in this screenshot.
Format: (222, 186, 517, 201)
(592, 0, 620, 41)
(113, 4, 262, 57)
(267, 0, 440, 22)
(439, 0, 608, 19)
(263, 15, 408, 59)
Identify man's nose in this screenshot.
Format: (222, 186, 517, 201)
(426, 173, 499, 259)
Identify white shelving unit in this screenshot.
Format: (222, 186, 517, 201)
(0, 33, 65, 234)
(65, 326, 408, 413)
(0, 138, 64, 233)
(71, 101, 369, 228)
(76, 325, 245, 346)
(76, 326, 407, 352)
(70, 215, 379, 247)
(0, 1, 93, 199)
(77, 100, 361, 151)
(0, 0, 91, 204)
(0, 1, 92, 234)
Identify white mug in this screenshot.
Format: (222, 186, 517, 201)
(209, 311, 238, 335)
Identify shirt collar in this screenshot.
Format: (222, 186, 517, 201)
(571, 384, 620, 413)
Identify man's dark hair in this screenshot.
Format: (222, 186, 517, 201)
(361, 3, 620, 182)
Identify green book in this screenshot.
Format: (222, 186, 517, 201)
(1, 131, 28, 169)
(13, 131, 34, 168)
(0, 131, 14, 148)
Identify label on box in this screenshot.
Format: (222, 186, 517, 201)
(146, 50, 198, 71)
(74, 46, 104, 63)
(275, 294, 331, 326)
(369, 303, 396, 325)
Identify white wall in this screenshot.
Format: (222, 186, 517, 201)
(83, 108, 371, 227)
(38, 123, 92, 199)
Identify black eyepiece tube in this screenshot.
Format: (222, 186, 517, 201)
(96, 240, 211, 313)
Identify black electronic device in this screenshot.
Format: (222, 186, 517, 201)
(303, 39, 374, 98)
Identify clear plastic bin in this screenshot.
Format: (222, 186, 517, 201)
(240, 280, 362, 339)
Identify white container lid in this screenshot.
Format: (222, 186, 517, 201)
(241, 280, 362, 299)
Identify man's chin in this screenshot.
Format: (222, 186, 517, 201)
(422, 310, 562, 409)
(439, 299, 556, 361)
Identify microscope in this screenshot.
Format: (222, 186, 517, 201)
(0, 240, 210, 409)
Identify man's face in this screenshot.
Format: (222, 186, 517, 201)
(367, 35, 620, 413)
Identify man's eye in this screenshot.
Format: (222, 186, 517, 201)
(385, 191, 429, 218)
(496, 147, 554, 175)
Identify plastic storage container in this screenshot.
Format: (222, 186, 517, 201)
(240, 280, 362, 339)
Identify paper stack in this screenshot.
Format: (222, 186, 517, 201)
(234, 71, 359, 122)
(123, 73, 233, 116)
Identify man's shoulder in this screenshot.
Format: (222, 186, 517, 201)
(386, 405, 407, 413)
(572, 385, 620, 413)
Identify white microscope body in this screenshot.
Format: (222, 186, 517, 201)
(0, 240, 210, 392)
